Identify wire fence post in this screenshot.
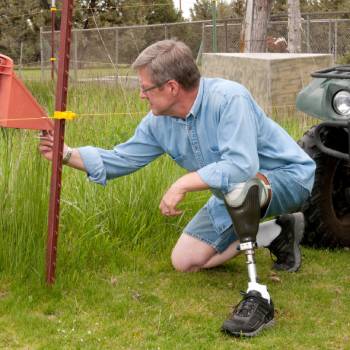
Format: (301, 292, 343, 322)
(224, 19, 228, 52)
(212, 0, 217, 52)
(19, 41, 23, 79)
(334, 19, 338, 62)
(202, 22, 206, 53)
(40, 27, 44, 81)
(115, 27, 119, 69)
(328, 19, 332, 54)
(46, 0, 75, 285)
(306, 15, 310, 53)
(73, 30, 78, 81)
(164, 24, 168, 39)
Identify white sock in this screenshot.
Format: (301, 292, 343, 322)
(247, 282, 270, 303)
(256, 219, 282, 248)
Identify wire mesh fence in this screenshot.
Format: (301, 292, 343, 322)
(35, 17, 350, 82)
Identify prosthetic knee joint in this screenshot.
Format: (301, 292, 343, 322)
(224, 178, 270, 301)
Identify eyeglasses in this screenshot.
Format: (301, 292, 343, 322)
(140, 80, 169, 94)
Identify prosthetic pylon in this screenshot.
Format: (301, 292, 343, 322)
(224, 178, 270, 300)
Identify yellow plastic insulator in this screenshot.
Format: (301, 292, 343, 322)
(50, 6, 57, 12)
(53, 111, 77, 120)
(50, 57, 56, 62)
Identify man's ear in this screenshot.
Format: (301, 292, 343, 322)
(168, 80, 180, 96)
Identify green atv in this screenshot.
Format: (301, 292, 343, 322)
(297, 66, 350, 248)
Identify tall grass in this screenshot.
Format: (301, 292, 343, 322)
(0, 82, 210, 282)
(0, 81, 314, 282)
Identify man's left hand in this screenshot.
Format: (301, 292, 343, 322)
(159, 185, 186, 216)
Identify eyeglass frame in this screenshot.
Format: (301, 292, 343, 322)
(140, 79, 170, 94)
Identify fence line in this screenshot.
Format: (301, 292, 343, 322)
(37, 17, 350, 81)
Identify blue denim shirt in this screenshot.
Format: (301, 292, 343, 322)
(79, 78, 315, 231)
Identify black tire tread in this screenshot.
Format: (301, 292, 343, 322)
(298, 126, 350, 248)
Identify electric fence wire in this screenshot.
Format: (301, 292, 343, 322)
(87, 7, 140, 118)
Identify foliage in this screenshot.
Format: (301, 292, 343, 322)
(271, 0, 350, 15)
(190, 0, 245, 20)
(0, 0, 51, 63)
(75, 0, 182, 29)
(0, 0, 182, 64)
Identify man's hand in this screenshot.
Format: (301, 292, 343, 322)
(38, 131, 70, 162)
(159, 184, 186, 216)
(159, 172, 209, 217)
(38, 131, 86, 171)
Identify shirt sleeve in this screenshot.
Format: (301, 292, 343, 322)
(197, 94, 260, 193)
(78, 116, 164, 185)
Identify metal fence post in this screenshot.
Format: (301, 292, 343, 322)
(212, 0, 217, 52)
(306, 15, 310, 53)
(115, 28, 119, 69)
(202, 22, 206, 53)
(334, 19, 338, 62)
(73, 30, 78, 81)
(164, 24, 168, 40)
(224, 20, 228, 52)
(40, 27, 44, 81)
(19, 41, 23, 79)
(328, 19, 332, 54)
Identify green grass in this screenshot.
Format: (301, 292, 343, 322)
(15, 66, 133, 81)
(0, 81, 347, 349)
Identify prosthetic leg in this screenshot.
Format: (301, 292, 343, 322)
(221, 178, 274, 336)
(224, 178, 270, 299)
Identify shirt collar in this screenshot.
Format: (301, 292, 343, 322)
(186, 77, 204, 119)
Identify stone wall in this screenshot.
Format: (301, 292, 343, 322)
(201, 53, 333, 111)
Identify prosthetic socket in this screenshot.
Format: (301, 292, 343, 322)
(224, 178, 271, 301)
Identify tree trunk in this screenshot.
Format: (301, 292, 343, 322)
(288, 0, 302, 53)
(240, 0, 272, 53)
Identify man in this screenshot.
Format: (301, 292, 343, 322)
(39, 39, 315, 337)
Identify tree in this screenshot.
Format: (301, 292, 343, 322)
(231, 0, 246, 17)
(288, 0, 301, 53)
(0, 0, 183, 64)
(190, 0, 234, 21)
(0, 0, 51, 63)
(240, 0, 272, 52)
(144, 0, 181, 24)
(271, 0, 350, 14)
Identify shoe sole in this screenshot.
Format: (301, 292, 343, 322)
(221, 318, 275, 337)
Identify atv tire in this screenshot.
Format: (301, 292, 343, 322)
(298, 126, 350, 248)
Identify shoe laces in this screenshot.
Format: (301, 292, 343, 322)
(233, 291, 258, 318)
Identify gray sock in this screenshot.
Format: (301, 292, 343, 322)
(256, 219, 281, 247)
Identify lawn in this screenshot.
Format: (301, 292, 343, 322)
(0, 81, 348, 349)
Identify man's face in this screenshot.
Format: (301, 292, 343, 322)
(137, 67, 175, 116)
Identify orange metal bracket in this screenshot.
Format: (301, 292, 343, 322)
(0, 54, 53, 131)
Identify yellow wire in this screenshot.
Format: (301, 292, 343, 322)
(0, 111, 146, 123)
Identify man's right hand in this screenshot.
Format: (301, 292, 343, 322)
(38, 131, 70, 162)
(38, 131, 86, 171)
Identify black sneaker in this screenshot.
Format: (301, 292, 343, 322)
(268, 212, 304, 272)
(221, 290, 275, 337)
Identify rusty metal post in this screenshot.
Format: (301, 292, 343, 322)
(51, 0, 57, 80)
(46, 0, 74, 284)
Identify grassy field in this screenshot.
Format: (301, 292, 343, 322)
(15, 66, 133, 81)
(0, 81, 349, 349)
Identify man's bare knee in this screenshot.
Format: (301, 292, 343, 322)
(171, 252, 202, 272)
(171, 233, 216, 272)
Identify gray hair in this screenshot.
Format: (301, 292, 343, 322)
(132, 39, 200, 90)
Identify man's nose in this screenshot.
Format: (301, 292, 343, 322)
(140, 90, 147, 99)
